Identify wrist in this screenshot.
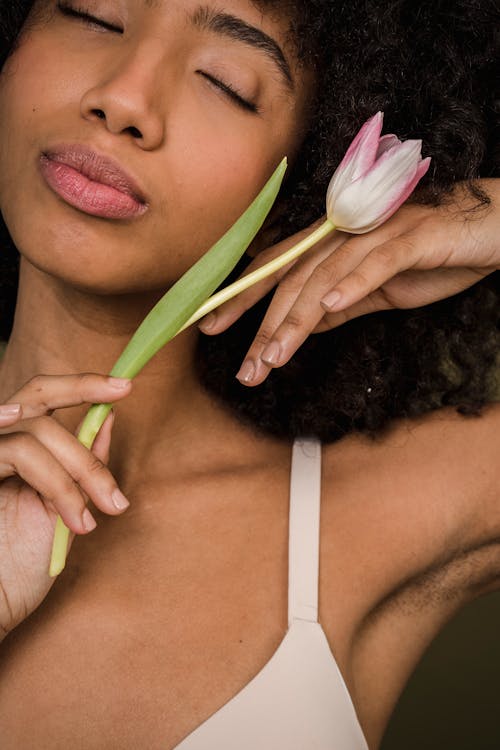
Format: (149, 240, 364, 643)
(456, 178, 500, 269)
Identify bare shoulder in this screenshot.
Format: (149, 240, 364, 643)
(383, 399, 500, 457)
(390, 401, 500, 532)
(317, 401, 500, 635)
(322, 400, 500, 541)
(323, 399, 500, 465)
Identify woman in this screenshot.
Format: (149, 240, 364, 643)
(0, 1, 498, 748)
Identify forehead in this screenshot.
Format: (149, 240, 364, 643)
(133, 0, 302, 58)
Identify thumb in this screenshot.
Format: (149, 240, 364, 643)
(89, 410, 115, 464)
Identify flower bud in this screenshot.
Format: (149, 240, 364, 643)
(326, 111, 431, 233)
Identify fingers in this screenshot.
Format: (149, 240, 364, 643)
(7, 373, 132, 419)
(236, 280, 324, 386)
(315, 290, 392, 331)
(30, 414, 129, 516)
(235, 234, 374, 384)
(198, 218, 330, 335)
(0, 410, 129, 535)
(0, 404, 23, 427)
(91, 410, 115, 465)
(316, 210, 482, 316)
(260, 235, 421, 367)
(0, 431, 97, 534)
(313, 267, 489, 331)
(319, 233, 424, 315)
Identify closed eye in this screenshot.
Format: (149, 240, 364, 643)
(56, 2, 123, 33)
(197, 71, 259, 114)
(56, 3, 259, 115)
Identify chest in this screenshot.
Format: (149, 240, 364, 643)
(0, 593, 290, 749)
(0, 470, 298, 749)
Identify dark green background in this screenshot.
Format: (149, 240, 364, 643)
(382, 591, 500, 749)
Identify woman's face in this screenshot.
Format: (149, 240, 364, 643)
(0, 0, 312, 294)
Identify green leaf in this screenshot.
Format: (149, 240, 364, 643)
(110, 156, 287, 380)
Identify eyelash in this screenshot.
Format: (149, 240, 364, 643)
(56, 2, 260, 114)
(57, 1, 122, 32)
(196, 71, 258, 113)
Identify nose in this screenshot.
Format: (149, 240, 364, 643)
(80, 43, 166, 150)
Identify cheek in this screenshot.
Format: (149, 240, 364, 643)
(0, 34, 70, 211)
(140, 142, 273, 291)
(0, 32, 57, 125)
(0, 32, 97, 269)
(164, 109, 281, 242)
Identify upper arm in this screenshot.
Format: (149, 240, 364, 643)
(320, 400, 500, 613)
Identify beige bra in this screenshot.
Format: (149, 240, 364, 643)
(173, 437, 369, 749)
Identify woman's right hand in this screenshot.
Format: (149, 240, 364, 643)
(0, 373, 133, 642)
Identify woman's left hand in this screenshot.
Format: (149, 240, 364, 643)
(198, 178, 500, 386)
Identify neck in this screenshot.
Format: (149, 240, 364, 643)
(0, 259, 262, 486)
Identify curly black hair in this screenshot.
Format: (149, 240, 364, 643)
(0, 0, 499, 443)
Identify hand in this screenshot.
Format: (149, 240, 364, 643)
(0, 373, 132, 640)
(199, 178, 500, 386)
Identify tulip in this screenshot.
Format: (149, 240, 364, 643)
(326, 111, 431, 233)
(179, 112, 430, 330)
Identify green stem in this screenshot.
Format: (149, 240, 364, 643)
(178, 218, 336, 332)
(48, 516, 72, 578)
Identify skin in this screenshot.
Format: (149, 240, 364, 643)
(0, 1, 499, 748)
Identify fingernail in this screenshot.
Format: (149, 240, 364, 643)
(236, 359, 256, 383)
(261, 341, 281, 366)
(112, 488, 130, 511)
(82, 508, 97, 532)
(0, 403, 21, 416)
(199, 313, 217, 332)
(321, 290, 342, 311)
(107, 377, 131, 389)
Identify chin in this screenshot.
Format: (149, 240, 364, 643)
(18, 238, 179, 300)
(27, 255, 154, 295)
(4, 192, 201, 297)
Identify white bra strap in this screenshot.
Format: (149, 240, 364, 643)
(288, 437, 322, 627)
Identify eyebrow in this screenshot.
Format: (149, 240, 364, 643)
(189, 5, 295, 92)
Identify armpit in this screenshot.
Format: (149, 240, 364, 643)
(364, 537, 500, 622)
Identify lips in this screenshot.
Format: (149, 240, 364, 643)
(39, 144, 148, 220)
